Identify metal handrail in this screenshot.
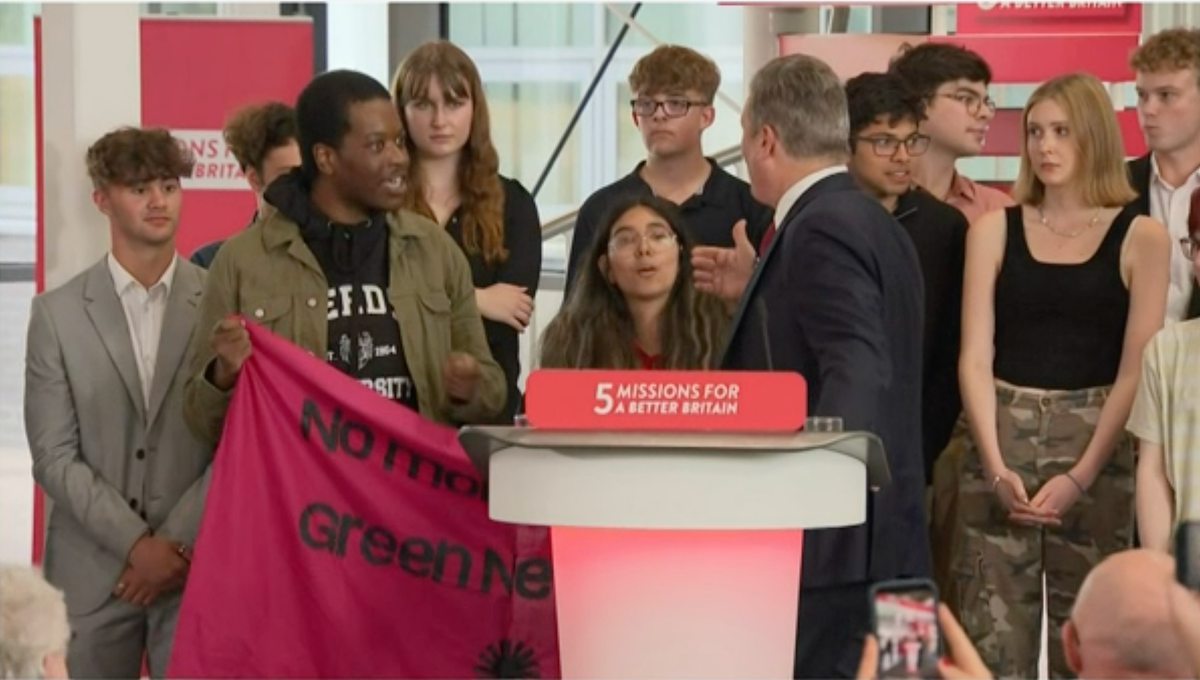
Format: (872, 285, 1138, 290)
(539, 143, 746, 241)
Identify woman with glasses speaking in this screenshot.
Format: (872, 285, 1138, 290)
(540, 195, 727, 371)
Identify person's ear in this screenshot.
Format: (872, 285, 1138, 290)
(245, 167, 264, 195)
(1062, 620, 1083, 674)
(313, 143, 337, 176)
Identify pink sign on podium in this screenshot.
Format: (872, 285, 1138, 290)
(460, 370, 891, 679)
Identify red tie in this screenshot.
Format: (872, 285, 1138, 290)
(757, 220, 777, 257)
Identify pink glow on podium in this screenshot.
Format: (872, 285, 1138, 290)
(551, 526, 804, 679)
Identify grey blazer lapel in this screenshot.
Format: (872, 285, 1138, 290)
(146, 262, 203, 429)
(83, 259, 146, 422)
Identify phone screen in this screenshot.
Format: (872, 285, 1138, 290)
(1176, 521, 1200, 590)
(873, 585, 940, 679)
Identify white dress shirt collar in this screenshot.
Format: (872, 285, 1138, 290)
(774, 165, 849, 229)
(107, 252, 177, 297)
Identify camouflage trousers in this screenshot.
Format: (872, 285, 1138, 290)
(950, 380, 1134, 680)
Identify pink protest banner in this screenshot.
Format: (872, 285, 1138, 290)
(167, 322, 559, 678)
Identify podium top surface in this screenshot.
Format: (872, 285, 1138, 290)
(458, 427, 891, 488)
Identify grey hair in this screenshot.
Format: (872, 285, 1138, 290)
(746, 54, 850, 161)
(0, 565, 70, 679)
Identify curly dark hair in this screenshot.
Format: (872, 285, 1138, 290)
(539, 194, 729, 370)
(888, 42, 993, 100)
(222, 101, 298, 173)
(85, 126, 194, 189)
(845, 72, 926, 138)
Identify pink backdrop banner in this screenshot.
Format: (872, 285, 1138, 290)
(167, 322, 559, 679)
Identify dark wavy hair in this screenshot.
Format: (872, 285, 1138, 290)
(223, 101, 297, 174)
(539, 195, 729, 370)
(392, 40, 507, 265)
(86, 127, 194, 189)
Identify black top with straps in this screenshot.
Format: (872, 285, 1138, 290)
(993, 205, 1133, 391)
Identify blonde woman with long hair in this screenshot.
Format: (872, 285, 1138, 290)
(955, 72, 1171, 678)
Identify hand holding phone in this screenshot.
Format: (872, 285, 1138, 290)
(869, 579, 941, 679)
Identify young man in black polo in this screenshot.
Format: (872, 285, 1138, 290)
(845, 72, 968, 488)
(564, 45, 771, 295)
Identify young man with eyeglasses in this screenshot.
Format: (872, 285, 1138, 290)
(1127, 187, 1200, 554)
(1127, 28, 1200, 325)
(564, 44, 771, 296)
(846, 72, 968, 490)
(889, 43, 1015, 225)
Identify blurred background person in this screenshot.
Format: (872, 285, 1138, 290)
(1127, 185, 1200, 552)
(1062, 549, 1195, 679)
(0, 564, 70, 679)
(956, 72, 1170, 678)
(190, 102, 300, 268)
(540, 195, 726, 370)
(393, 40, 541, 424)
(1125, 27, 1200, 324)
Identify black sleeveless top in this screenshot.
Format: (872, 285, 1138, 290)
(993, 205, 1132, 390)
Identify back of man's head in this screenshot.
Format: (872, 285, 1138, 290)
(0, 564, 70, 679)
(1066, 549, 1194, 679)
(746, 54, 848, 161)
(295, 69, 391, 181)
(888, 43, 993, 100)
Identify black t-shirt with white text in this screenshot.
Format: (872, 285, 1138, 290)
(263, 170, 420, 412)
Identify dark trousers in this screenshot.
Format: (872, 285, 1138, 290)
(794, 582, 870, 679)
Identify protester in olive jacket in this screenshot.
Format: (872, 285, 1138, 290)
(182, 70, 506, 447)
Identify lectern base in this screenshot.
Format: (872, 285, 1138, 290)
(551, 526, 803, 679)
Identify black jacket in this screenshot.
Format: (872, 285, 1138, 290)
(1126, 154, 1200, 320)
(894, 189, 968, 484)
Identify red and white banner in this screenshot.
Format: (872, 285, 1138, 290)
(167, 322, 560, 679)
(139, 18, 313, 258)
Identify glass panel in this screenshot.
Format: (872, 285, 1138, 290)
(605, 2, 744, 49)
(0, 75, 34, 187)
(0, 3, 37, 46)
(450, 3, 593, 49)
(485, 80, 583, 220)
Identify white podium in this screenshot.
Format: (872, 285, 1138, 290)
(458, 427, 890, 680)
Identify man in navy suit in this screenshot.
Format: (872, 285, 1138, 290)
(693, 54, 931, 679)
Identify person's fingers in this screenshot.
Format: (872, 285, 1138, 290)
(855, 633, 879, 680)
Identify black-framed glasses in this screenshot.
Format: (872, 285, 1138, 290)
(630, 98, 708, 118)
(937, 91, 997, 117)
(1181, 236, 1200, 259)
(853, 134, 931, 157)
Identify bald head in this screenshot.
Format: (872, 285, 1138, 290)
(1065, 549, 1193, 678)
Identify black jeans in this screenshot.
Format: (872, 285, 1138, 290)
(794, 582, 871, 679)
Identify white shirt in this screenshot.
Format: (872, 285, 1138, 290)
(107, 253, 177, 411)
(1149, 154, 1200, 324)
(774, 165, 850, 230)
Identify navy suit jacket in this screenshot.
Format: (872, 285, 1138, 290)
(1125, 154, 1200, 320)
(720, 172, 931, 589)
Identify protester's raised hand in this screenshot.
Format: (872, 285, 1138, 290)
(210, 315, 251, 390)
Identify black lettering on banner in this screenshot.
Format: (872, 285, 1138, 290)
(398, 537, 433, 577)
(339, 419, 373, 460)
(361, 526, 396, 566)
(406, 449, 485, 501)
(296, 501, 552, 600)
(300, 398, 338, 454)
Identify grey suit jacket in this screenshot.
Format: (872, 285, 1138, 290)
(24, 256, 213, 617)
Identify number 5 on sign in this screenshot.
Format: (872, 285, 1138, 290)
(594, 383, 614, 415)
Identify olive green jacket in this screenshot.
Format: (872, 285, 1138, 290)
(182, 207, 507, 447)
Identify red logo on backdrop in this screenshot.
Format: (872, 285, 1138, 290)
(956, 2, 1141, 35)
(524, 370, 806, 431)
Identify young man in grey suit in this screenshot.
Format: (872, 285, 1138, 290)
(24, 127, 212, 679)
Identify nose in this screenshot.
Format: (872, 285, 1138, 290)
(386, 139, 408, 168)
(635, 234, 653, 256)
(431, 103, 447, 127)
(892, 143, 911, 161)
(146, 185, 167, 207)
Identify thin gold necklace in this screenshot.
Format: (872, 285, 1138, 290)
(1036, 205, 1102, 239)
